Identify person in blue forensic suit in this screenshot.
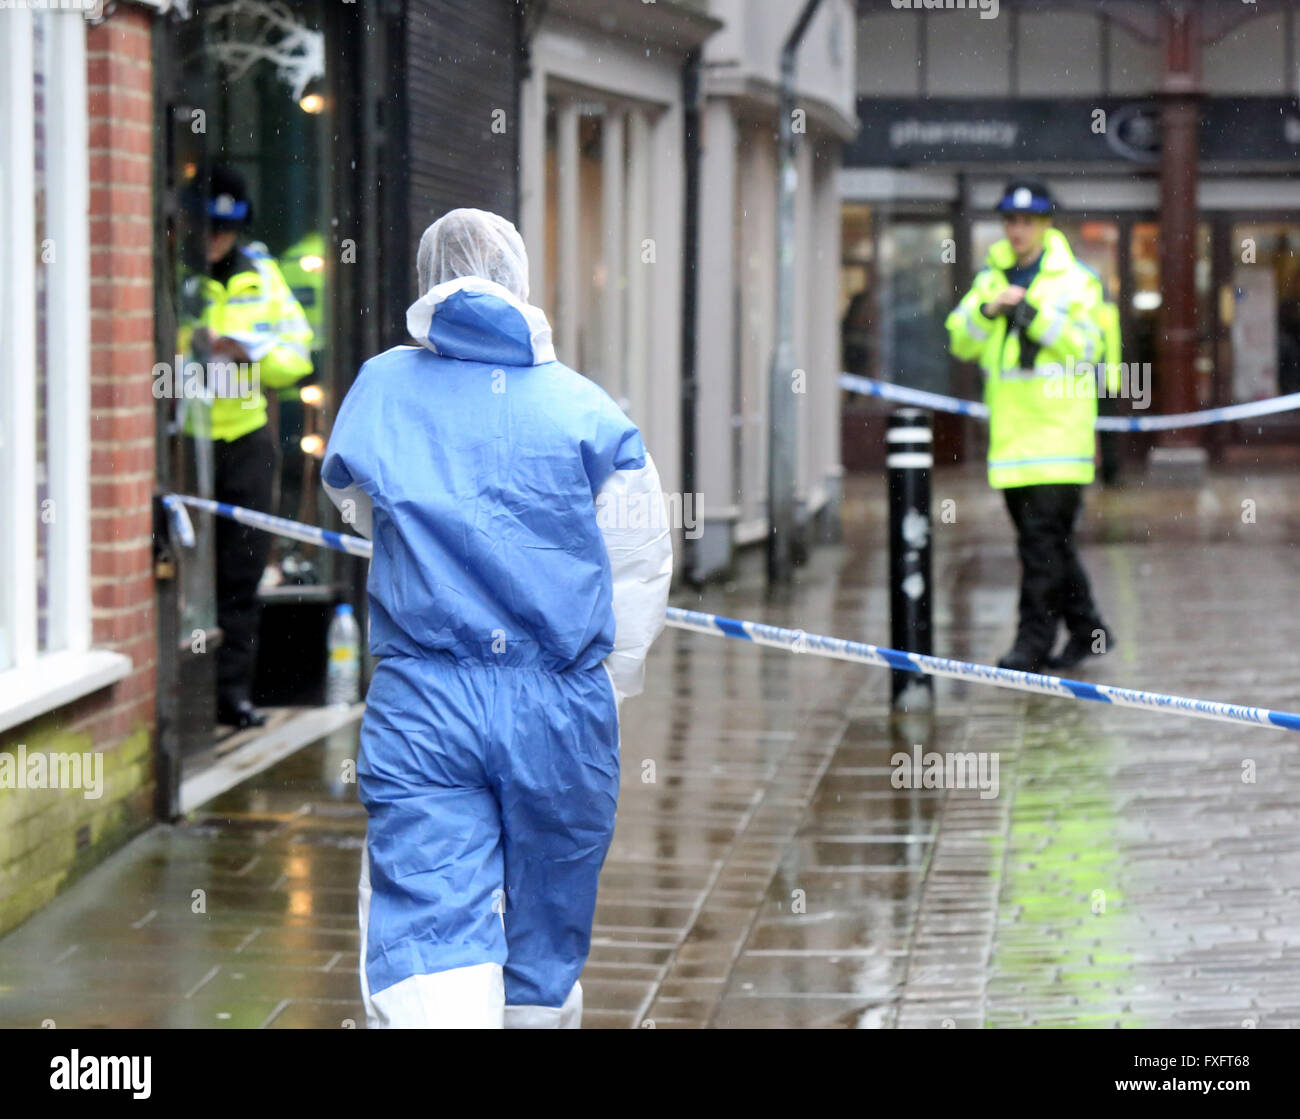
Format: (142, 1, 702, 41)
(321, 208, 673, 1029)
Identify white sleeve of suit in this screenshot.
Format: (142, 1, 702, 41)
(322, 478, 374, 540)
(597, 452, 674, 701)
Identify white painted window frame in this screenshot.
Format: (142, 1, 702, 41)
(0, 11, 129, 736)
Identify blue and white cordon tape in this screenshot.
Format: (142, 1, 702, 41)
(162, 494, 373, 558)
(664, 608, 1300, 733)
(839, 372, 1300, 433)
(161, 494, 1300, 734)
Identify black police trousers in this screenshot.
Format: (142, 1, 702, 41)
(213, 423, 279, 710)
(1002, 483, 1103, 658)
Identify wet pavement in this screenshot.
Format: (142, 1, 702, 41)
(4, 467, 1300, 1028)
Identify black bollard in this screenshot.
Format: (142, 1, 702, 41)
(887, 408, 933, 710)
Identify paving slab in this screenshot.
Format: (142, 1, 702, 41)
(3, 469, 1299, 1028)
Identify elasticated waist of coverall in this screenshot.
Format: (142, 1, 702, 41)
(372, 644, 613, 674)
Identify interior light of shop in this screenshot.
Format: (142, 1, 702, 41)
(299, 254, 324, 273)
(300, 433, 325, 456)
(299, 384, 324, 406)
(299, 92, 326, 115)
(1132, 291, 1162, 311)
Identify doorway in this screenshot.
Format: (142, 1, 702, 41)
(153, 0, 359, 817)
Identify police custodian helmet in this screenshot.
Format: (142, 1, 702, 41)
(995, 178, 1055, 215)
(181, 164, 254, 231)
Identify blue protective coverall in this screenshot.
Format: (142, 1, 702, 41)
(321, 266, 672, 1029)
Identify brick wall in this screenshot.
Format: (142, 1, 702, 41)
(0, 8, 157, 937)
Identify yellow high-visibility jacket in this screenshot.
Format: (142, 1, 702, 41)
(179, 247, 314, 442)
(946, 228, 1104, 488)
(1098, 299, 1122, 396)
(279, 232, 326, 336)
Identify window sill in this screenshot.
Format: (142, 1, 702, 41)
(0, 650, 133, 736)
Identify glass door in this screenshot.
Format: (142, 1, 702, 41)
(1126, 219, 1215, 409)
(157, 11, 222, 771)
(1227, 221, 1300, 399)
(879, 218, 957, 396)
(155, 0, 339, 808)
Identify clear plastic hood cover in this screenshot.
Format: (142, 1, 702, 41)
(415, 207, 530, 301)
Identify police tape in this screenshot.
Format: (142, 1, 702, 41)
(160, 493, 1300, 734)
(161, 494, 373, 558)
(838, 372, 1300, 433)
(662, 608, 1300, 733)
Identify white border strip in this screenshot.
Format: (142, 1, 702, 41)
(179, 702, 365, 816)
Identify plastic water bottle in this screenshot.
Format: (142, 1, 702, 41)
(325, 603, 361, 705)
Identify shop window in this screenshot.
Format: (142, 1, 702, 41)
(0, 11, 126, 731)
(1228, 223, 1300, 399)
(2, 13, 90, 670)
(544, 95, 651, 417)
(840, 203, 874, 377)
(1129, 222, 1214, 404)
(165, 0, 334, 590)
(544, 104, 609, 383)
(877, 219, 956, 396)
(34, 21, 52, 656)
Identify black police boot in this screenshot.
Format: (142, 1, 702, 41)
(997, 645, 1048, 673)
(218, 699, 267, 729)
(1047, 625, 1114, 671)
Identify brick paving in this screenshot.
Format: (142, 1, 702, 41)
(3, 468, 1300, 1027)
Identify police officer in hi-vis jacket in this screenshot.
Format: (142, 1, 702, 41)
(180, 165, 314, 727)
(946, 180, 1113, 673)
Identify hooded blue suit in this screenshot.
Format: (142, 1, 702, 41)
(322, 274, 660, 1028)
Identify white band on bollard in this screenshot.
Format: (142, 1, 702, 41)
(885, 453, 933, 469)
(886, 427, 933, 443)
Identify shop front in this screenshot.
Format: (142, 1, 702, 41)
(839, 95, 1300, 472)
(150, 0, 521, 816)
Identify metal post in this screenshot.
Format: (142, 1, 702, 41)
(152, 496, 182, 821)
(1156, 2, 1202, 445)
(767, 0, 823, 587)
(888, 409, 933, 710)
(681, 50, 701, 583)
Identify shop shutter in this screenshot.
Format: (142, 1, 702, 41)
(404, 0, 520, 249)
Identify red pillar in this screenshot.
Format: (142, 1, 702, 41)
(1156, 3, 1202, 448)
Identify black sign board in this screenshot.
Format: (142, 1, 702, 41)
(846, 97, 1300, 166)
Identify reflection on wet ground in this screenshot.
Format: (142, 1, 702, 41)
(3, 468, 1300, 1027)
